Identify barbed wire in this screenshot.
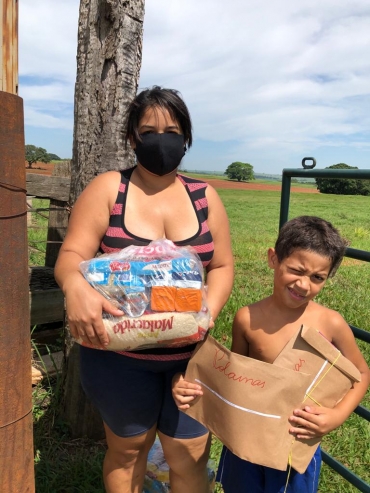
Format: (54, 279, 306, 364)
(28, 203, 69, 253)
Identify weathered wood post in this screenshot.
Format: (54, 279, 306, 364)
(0, 0, 18, 94)
(0, 2, 35, 490)
(63, 0, 145, 438)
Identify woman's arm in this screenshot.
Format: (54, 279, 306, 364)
(204, 185, 234, 323)
(55, 171, 124, 347)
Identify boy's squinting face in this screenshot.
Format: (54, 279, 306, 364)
(268, 248, 332, 308)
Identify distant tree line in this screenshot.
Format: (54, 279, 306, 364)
(315, 163, 370, 196)
(25, 144, 62, 168)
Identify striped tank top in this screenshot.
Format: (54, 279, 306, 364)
(99, 167, 214, 360)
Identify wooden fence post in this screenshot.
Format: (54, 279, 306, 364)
(0, 92, 35, 493)
(45, 161, 71, 268)
(0, 0, 18, 94)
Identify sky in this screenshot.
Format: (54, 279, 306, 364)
(19, 0, 370, 174)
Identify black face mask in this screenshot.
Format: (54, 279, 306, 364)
(134, 133, 185, 176)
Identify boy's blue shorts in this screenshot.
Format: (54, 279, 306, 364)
(79, 345, 208, 438)
(216, 445, 322, 493)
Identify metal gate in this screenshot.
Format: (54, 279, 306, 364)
(278, 158, 370, 492)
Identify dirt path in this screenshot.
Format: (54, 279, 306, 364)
(26, 163, 318, 193)
(25, 163, 56, 175)
(204, 178, 318, 193)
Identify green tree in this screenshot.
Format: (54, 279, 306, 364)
(315, 163, 370, 196)
(46, 152, 62, 161)
(25, 145, 49, 169)
(224, 162, 255, 182)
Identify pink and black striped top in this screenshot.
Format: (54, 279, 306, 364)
(99, 167, 214, 360)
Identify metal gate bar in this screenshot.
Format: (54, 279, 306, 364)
(320, 451, 370, 493)
(278, 160, 370, 492)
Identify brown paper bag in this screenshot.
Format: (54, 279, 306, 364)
(273, 325, 361, 473)
(184, 335, 313, 471)
(185, 327, 361, 473)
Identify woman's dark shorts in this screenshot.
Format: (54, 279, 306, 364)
(80, 345, 208, 439)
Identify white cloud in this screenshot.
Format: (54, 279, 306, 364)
(25, 106, 72, 130)
(19, 0, 78, 82)
(21, 83, 73, 103)
(18, 0, 370, 171)
(19, 0, 78, 135)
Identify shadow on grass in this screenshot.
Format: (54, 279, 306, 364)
(33, 375, 106, 493)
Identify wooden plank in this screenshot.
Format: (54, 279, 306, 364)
(34, 351, 64, 376)
(31, 327, 63, 348)
(29, 266, 64, 325)
(29, 289, 64, 326)
(45, 161, 71, 267)
(26, 197, 32, 226)
(29, 266, 58, 290)
(26, 173, 71, 201)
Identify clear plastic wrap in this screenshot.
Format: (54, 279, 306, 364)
(78, 239, 211, 351)
(143, 437, 216, 493)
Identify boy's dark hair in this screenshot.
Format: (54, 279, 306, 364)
(125, 86, 192, 148)
(275, 216, 347, 277)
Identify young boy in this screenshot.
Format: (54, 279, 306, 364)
(172, 216, 370, 493)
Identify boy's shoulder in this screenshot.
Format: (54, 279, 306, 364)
(308, 300, 344, 322)
(233, 305, 251, 324)
(234, 298, 347, 332)
(235, 298, 267, 317)
(308, 301, 348, 336)
(235, 298, 347, 335)
(233, 298, 270, 328)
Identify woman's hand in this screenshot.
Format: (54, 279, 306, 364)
(172, 373, 203, 410)
(65, 275, 124, 348)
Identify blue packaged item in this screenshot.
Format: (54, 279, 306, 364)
(81, 240, 205, 318)
(78, 239, 211, 351)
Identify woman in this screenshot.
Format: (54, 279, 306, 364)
(55, 86, 234, 493)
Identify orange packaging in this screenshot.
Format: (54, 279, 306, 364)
(151, 286, 176, 312)
(175, 288, 202, 312)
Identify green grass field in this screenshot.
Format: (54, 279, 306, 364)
(31, 188, 370, 492)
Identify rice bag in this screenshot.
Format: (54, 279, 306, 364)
(78, 239, 211, 351)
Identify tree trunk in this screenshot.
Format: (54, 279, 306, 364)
(62, 0, 145, 439)
(70, 0, 144, 199)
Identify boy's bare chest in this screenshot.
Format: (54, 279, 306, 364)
(247, 308, 328, 364)
(248, 326, 301, 363)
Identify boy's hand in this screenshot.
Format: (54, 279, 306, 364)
(172, 373, 203, 410)
(289, 406, 343, 439)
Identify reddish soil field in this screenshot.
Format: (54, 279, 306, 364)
(205, 178, 318, 193)
(25, 162, 56, 175)
(26, 163, 318, 193)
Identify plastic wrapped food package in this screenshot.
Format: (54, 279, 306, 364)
(78, 239, 211, 351)
(143, 437, 216, 493)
